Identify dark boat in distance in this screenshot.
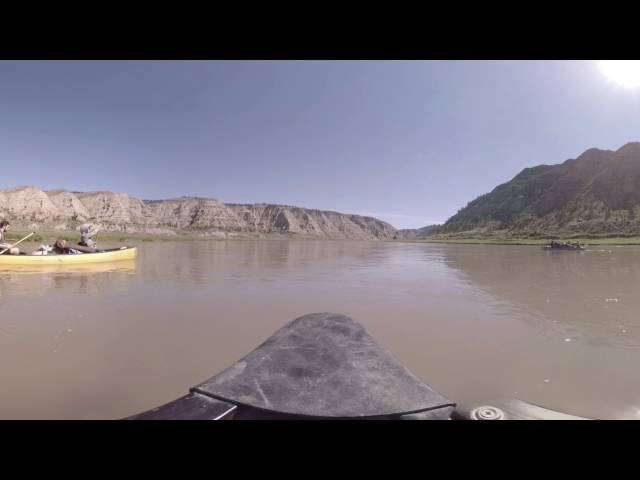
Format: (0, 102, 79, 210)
(127, 313, 588, 420)
(544, 241, 586, 251)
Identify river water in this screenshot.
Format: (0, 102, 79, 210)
(0, 240, 638, 419)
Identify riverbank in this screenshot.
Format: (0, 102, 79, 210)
(394, 236, 640, 245)
(8, 231, 640, 246)
(5, 231, 207, 243)
(3, 230, 318, 244)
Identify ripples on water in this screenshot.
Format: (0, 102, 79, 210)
(1, 240, 640, 419)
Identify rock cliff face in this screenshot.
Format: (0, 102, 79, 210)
(47, 189, 91, 221)
(0, 186, 60, 222)
(227, 204, 397, 239)
(0, 187, 396, 240)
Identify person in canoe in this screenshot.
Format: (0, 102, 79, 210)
(79, 223, 100, 249)
(33, 223, 103, 256)
(51, 223, 102, 254)
(0, 220, 21, 255)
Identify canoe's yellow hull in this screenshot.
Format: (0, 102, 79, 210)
(0, 247, 137, 266)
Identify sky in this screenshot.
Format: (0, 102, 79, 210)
(1, 60, 640, 229)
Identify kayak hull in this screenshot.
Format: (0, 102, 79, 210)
(0, 247, 136, 266)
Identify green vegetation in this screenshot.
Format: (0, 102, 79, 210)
(8, 230, 640, 247)
(5, 230, 211, 244)
(393, 236, 640, 246)
(3, 230, 299, 244)
(440, 145, 640, 237)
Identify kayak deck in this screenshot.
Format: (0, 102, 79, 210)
(129, 312, 456, 420)
(0, 246, 136, 265)
(128, 312, 589, 420)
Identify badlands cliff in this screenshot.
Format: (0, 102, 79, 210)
(0, 186, 397, 240)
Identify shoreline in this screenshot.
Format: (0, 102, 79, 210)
(392, 237, 640, 246)
(4, 230, 384, 244)
(8, 231, 640, 246)
(5, 231, 216, 244)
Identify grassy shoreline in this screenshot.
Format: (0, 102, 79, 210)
(3, 230, 307, 244)
(7, 231, 640, 246)
(5, 231, 204, 243)
(393, 237, 640, 245)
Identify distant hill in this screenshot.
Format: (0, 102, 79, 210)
(441, 142, 640, 238)
(0, 186, 397, 240)
(395, 224, 441, 239)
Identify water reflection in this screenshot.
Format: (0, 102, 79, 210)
(441, 244, 640, 350)
(137, 240, 396, 285)
(0, 260, 136, 275)
(0, 260, 136, 300)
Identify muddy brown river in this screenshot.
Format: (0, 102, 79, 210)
(1, 240, 639, 419)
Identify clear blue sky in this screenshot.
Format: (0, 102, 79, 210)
(1, 60, 639, 229)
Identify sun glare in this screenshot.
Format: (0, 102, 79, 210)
(598, 60, 640, 88)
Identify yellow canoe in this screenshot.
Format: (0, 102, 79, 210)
(0, 247, 137, 266)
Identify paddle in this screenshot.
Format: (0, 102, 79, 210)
(0, 232, 35, 255)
